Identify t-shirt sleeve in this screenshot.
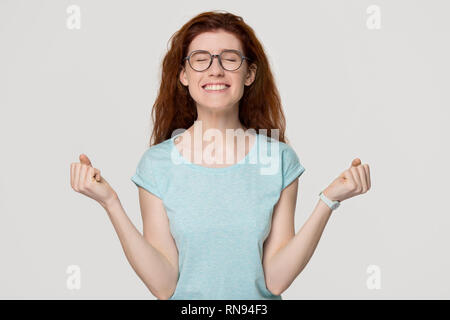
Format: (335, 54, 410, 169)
(131, 149, 162, 199)
(281, 145, 306, 190)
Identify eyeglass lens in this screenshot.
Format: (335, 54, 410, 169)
(190, 51, 242, 71)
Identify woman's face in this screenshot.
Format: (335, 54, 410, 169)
(179, 29, 257, 111)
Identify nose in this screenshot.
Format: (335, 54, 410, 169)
(208, 55, 225, 74)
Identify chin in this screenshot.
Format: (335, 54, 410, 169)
(199, 101, 234, 110)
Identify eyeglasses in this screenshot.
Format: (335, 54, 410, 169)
(183, 49, 251, 72)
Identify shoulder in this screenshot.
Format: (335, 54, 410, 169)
(131, 137, 175, 200)
(260, 135, 305, 189)
(140, 137, 173, 161)
(134, 137, 175, 174)
(259, 134, 299, 160)
(280, 141, 301, 164)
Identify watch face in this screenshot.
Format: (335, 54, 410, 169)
(332, 202, 340, 210)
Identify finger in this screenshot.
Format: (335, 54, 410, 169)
(357, 165, 368, 193)
(74, 164, 81, 190)
(344, 169, 356, 190)
(79, 164, 88, 187)
(350, 167, 362, 192)
(363, 164, 371, 189)
(350, 158, 361, 168)
(85, 166, 95, 183)
(79, 154, 92, 167)
(94, 168, 101, 182)
(90, 167, 100, 183)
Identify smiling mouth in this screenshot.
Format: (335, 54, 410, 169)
(202, 85, 231, 92)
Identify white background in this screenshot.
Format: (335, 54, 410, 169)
(0, 0, 448, 299)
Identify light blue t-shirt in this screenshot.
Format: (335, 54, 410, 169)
(131, 132, 305, 300)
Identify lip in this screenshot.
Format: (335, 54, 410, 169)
(202, 83, 231, 93)
(202, 83, 230, 87)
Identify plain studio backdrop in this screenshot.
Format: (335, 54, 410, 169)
(0, 0, 448, 299)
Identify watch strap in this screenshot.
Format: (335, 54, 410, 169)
(319, 191, 340, 210)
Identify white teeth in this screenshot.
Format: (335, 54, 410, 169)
(203, 84, 228, 91)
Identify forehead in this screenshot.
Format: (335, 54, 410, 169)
(188, 30, 243, 54)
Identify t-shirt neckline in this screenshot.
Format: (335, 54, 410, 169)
(170, 132, 259, 173)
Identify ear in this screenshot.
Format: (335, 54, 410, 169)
(179, 65, 189, 86)
(244, 63, 257, 86)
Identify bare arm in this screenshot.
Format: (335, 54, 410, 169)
(102, 196, 178, 300)
(264, 198, 332, 295)
(264, 158, 371, 295)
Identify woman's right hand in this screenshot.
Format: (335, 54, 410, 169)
(70, 154, 118, 209)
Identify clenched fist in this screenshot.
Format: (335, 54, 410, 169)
(70, 154, 118, 209)
(322, 158, 371, 203)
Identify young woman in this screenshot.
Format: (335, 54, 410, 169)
(70, 10, 371, 300)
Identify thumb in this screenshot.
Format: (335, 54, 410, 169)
(350, 157, 361, 168)
(79, 153, 93, 167)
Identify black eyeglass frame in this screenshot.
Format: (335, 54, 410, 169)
(182, 49, 252, 72)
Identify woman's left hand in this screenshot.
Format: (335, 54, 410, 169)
(322, 158, 371, 202)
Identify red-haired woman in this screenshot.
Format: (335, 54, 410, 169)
(70, 10, 371, 300)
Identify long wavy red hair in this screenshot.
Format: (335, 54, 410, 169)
(149, 10, 290, 146)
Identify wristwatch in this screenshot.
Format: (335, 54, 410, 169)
(319, 191, 340, 211)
